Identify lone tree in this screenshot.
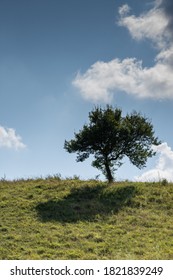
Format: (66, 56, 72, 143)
(64, 106, 160, 183)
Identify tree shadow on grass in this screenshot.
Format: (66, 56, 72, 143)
(35, 185, 136, 223)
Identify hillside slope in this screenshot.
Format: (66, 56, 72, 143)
(0, 177, 173, 259)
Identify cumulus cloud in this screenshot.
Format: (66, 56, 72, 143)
(0, 126, 26, 150)
(135, 142, 173, 182)
(73, 0, 173, 102)
(118, 1, 170, 49)
(73, 53, 173, 102)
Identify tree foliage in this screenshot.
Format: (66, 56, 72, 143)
(64, 106, 160, 183)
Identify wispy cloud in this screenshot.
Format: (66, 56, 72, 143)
(135, 142, 173, 182)
(73, 0, 173, 102)
(0, 126, 26, 150)
(118, 4, 131, 17)
(160, 0, 173, 37)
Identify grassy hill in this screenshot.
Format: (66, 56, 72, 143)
(0, 176, 173, 259)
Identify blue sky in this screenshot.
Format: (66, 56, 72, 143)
(0, 0, 173, 181)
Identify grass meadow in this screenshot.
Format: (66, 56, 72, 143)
(0, 176, 173, 259)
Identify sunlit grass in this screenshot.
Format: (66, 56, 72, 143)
(0, 177, 173, 259)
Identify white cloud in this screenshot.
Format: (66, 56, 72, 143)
(118, 4, 131, 17)
(73, 1, 173, 102)
(0, 126, 26, 150)
(118, 1, 170, 49)
(73, 51, 173, 102)
(156, 45, 173, 65)
(135, 143, 173, 182)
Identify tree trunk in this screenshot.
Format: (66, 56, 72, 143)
(104, 159, 114, 183)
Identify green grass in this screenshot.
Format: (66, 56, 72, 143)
(0, 177, 173, 259)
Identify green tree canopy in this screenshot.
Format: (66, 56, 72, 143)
(64, 106, 160, 183)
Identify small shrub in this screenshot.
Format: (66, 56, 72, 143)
(161, 179, 168, 186)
